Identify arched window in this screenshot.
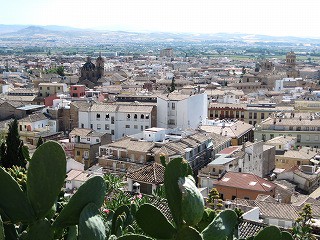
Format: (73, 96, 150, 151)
(141, 114, 144, 119)
(134, 114, 137, 119)
(127, 114, 131, 119)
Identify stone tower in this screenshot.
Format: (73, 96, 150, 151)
(286, 51, 296, 68)
(95, 52, 104, 79)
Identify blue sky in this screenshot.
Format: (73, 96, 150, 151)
(1, 0, 320, 37)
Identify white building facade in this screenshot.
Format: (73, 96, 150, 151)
(78, 103, 156, 140)
(157, 92, 207, 130)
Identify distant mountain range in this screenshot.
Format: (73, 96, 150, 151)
(1, 24, 320, 45)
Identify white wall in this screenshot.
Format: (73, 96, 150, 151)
(157, 93, 207, 130)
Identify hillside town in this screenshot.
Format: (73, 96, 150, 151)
(2, 48, 320, 237)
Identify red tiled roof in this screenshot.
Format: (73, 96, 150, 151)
(126, 163, 165, 184)
(214, 172, 276, 192)
(218, 146, 241, 155)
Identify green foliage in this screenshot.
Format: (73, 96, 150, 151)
(53, 176, 106, 228)
(292, 204, 316, 240)
(24, 219, 54, 240)
(0, 167, 35, 223)
(117, 234, 153, 240)
(27, 141, 66, 219)
(6, 165, 27, 192)
(0, 215, 4, 240)
(104, 173, 124, 196)
(164, 157, 192, 227)
(196, 208, 217, 232)
(175, 226, 202, 240)
(0, 141, 106, 240)
(152, 184, 166, 200)
(136, 203, 176, 239)
(46, 66, 65, 76)
(254, 225, 293, 240)
(179, 176, 204, 226)
(202, 209, 238, 239)
(36, 136, 43, 149)
(169, 77, 176, 93)
(206, 188, 223, 211)
(0, 119, 26, 168)
(79, 203, 106, 240)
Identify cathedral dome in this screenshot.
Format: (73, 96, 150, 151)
(83, 58, 95, 70)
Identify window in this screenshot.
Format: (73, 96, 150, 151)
(96, 139, 99, 143)
(297, 135, 301, 143)
(296, 127, 301, 131)
(57, 87, 60, 90)
(40, 86, 42, 90)
(289, 126, 293, 131)
(134, 114, 137, 120)
(261, 112, 265, 119)
(97, 124, 101, 130)
(105, 124, 109, 130)
(172, 102, 175, 110)
(232, 196, 236, 200)
(106, 114, 110, 119)
(134, 125, 138, 129)
(47, 87, 50, 90)
(279, 145, 282, 149)
(76, 151, 80, 156)
(125, 125, 130, 128)
(127, 114, 131, 120)
(236, 111, 239, 118)
(146, 114, 149, 119)
(249, 112, 253, 119)
(96, 113, 100, 119)
(90, 124, 93, 129)
(254, 112, 257, 119)
(111, 130, 114, 135)
(141, 126, 144, 131)
(145, 126, 149, 129)
(212, 168, 216, 173)
(297, 161, 301, 165)
(270, 134, 274, 139)
(111, 116, 114, 124)
(141, 114, 144, 119)
(244, 197, 250, 200)
(318, 127, 320, 131)
(87, 138, 90, 141)
(81, 123, 84, 128)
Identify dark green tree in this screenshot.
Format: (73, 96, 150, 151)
(56, 66, 65, 77)
(36, 136, 44, 148)
(0, 119, 26, 168)
(169, 77, 176, 93)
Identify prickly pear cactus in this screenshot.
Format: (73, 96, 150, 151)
(178, 176, 204, 226)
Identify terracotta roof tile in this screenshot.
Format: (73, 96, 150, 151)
(127, 163, 165, 184)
